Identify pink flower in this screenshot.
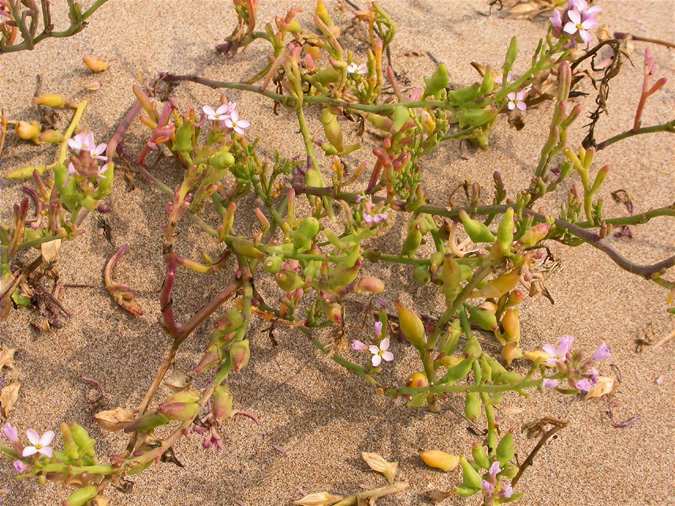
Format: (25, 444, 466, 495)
(224, 110, 251, 135)
(2, 423, 18, 443)
(346, 63, 368, 75)
(482, 480, 494, 495)
(203, 103, 236, 122)
(489, 461, 501, 478)
(202, 428, 224, 450)
(575, 378, 594, 393)
(563, 9, 596, 44)
(502, 482, 514, 498)
(507, 90, 527, 111)
(543, 378, 560, 389)
(13, 460, 28, 473)
(68, 131, 107, 161)
(591, 342, 610, 361)
(550, 9, 563, 36)
(22, 430, 54, 458)
(543, 335, 574, 366)
(374, 321, 383, 337)
(368, 338, 394, 367)
(351, 339, 368, 352)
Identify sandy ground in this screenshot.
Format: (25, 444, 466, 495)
(1, 0, 674, 505)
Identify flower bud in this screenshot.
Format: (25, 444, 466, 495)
(172, 122, 194, 152)
(16, 121, 41, 141)
(501, 341, 522, 366)
(459, 210, 495, 243)
(472, 443, 490, 469)
(469, 306, 498, 332)
(212, 385, 234, 422)
(441, 256, 462, 305)
(504, 36, 518, 73)
(501, 307, 520, 342)
(464, 392, 481, 422)
(209, 149, 235, 170)
(38, 129, 64, 144)
(159, 401, 199, 421)
(65, 486, 98, 506)
(496, 207, 514, 256)
(475, 269, 520, 299)
(420, 450, 459, 472)
(194, 344, 221, 375)
(395, 302, 426, 349)
(320, 108, 343, 152)
(33, 94, 68, 108)
(70, 423, 96, 458)
(423, 63, 449, 98)
(518, 223, 550, 248)
(496, 433, 514, 465)
(355, 276, 384, 294)
(459, 455, 483, 490)
(229, 340, 250, 372)
(441, 357, 474, 383)
(438, 319, 461, 355)
(83, 55, 109, 73)
(407, 372, 429, 389)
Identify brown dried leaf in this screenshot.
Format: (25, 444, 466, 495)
(0, 382, 21, 417)
(94, 407, 136, 431)
(164, 370, 189, 390)
(361, 452, 398, 484)
(0, 347, 16, 371)
(40, 239, 61, 263)
(293, 492, 343, 505)
(586, 376, 615, 399)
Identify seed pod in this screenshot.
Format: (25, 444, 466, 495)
(501, 341, 522, 366)
(464, 392, 481, 422)
(70, 423, 96, 459)
(479, 355, 493, 383)
(441, 256, 462, 305)
(158, 401, 199, 421)
(60, 423, 80, 461)
(407, 372, 429, 389)
(459, 210, 495, 243)
(475, 269, 520, 299)
(455, 486, 480, 497)
(420, 450, 459, 472)
(229, 237, 264, 259)
(209, 149, 235, 170)
(264, 255, 283, 274)
(355, 276, 385, 294)
(469, 306, 498, 332)
(413, 264, 431, 285)
(291, 217, 320, 251)
(366, 113, 392, 131)
(33, 94, 67, 108)
(479, 68, 495, 95)
(464, 334, 482, 360)
(501, 462, 519, 479)
(320, 108, 343, 151)
(212, 385, 234, 422)
(194, 343, 221, 374)
(504, 36, 518, 73)
(390, 105, 410, 133)
(395, 302, 426, 349)
(327, 303, 342, 324)
(276, 271, 304, 292)
(16, 121, 41, 141)
(65, 486, 98, 506)
(38, 129, 64, 144)
(123, 412, 170, 434)
(167, 389, 200, 404)
(312, 67, 340, 85)
(459, 455, 483, 490)
(172, 122, 194, 152)
(83, 55, 109, 73)
(456, 107, 497, 128)
(496, 208, 514, 256)
(423, 63, 449, 98)
(401, 223, 422, 256)
(496, 433, 514, 465)
(447, 84, 480, 103)
(501, 307, 520, 342)
(441, 357, 474, 383)
(230, 340, 251, 372)
(519, 223, 550, 247)
(323, 263, 360, 292)
(472, 443, 490, 469)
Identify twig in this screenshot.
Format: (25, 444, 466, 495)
(513, 418, 567, 487)
(595, 119, 675, 151)
(614, 32, 675, 49)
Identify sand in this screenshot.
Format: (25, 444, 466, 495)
(0, 0, 673, 505)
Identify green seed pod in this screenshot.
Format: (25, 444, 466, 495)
(323, 263, 360, 292)
(423, 63, 449, 98)
(413, 264, 431, 285)
(312, 67, 340, 85)
(464, 334, 482, 360)
(472, 443, 490, 469)
(496, 208, 514, 256)
(60, 423, 80, 461)
(263, 255, 283, 273)
(212, 385, 234, 422)
(320, 108, 344, 151)
(501, 307, 520, 343)
(366, 113, 392, 131)
(496, 433, 514, 465)
(172, 122, 194, 153)
(456, 107, 497, 128)
(479, 69, 495, 95)
(441, 256, 462, 305)
(459, 210, 495, 243)
(275, 271, 304, 292)
(304, 168, 324, 188)
(479, 355, 493, 383)
(475, 270, 520, 299)
(123, 413, 170, 434)
(209, 149, 235, 170)
(229, 238, 265, 259)
(167, 389, 200, 404)
(401, 224, 422, 256)
(69, 423, 96, 459)
(395, 302, 427, 349)
(230, 340, 251, 372)
(464, 392, 481, 422)
(441, 357, 474, 383)
(469, 306, 498, 332)
(391, 105, 410, 133)
(33, 93, 68, 108)
(503, 36, 518, 74)
(455, 486, 480, 497)
(459, 455, 483, 490)
(438, 319, 461, 355)
(291, 217, 320, 251)
(65, 486, 98, 506)
(501, 462, 519, 479)
(159, 401, 200, 421)
(519, 223, 550, 247)
(447, 84, 480, 104)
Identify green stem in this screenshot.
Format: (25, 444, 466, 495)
(595, 119, 675, 151)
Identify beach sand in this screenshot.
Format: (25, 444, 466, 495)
(0, 1, 673, 504)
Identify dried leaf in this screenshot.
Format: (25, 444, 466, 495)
(40, 239, 61, 263)
(586, 376, 615, 399)
(0, 382, 21, 417)
(0, 347, 16, 371)
(426, 489, 454, 504)
(361, 452, 398, 484)
(293, 492, 343, 505)
(94, 407, 135, 431)
(164, 370, 189, 390)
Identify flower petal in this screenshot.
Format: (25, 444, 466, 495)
(563, 21, 577, 35)
(39, 431, 55, 447)
(567, 9, 581, 24)
(507, 101, 515, 111)
(516, 101, 527, 111)
(374, 321, 383, 337)
(26, 429, 39, 446)
(371, 354, 382, 367)
(237, 119, 250, 129)
(202, 105, 216, 117)
(379, 338, 390, 351)
(38, 446, 53, 458)
(22, 446, 37, 457)
(382, 351, 394, 362)
(579, 29, 591, 44)
(368, 345, 379, 355)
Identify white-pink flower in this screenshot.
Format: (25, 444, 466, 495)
(347, 63, 368, 75)
(351, 339, 368, 352)
(224, 110, 251, 135)
(368, 338, 394, 367)
(563, 9, 596, 44)
(374, 321, 383, 338)
(68, 131, 107, 161)
(203, 103, 236, 122)
(22, 429, 54, 458)
(507, 90, 527, 111)
(543, 335, 574, 366)
(13, 460, 28, 473)
(2, 422, 18, 443)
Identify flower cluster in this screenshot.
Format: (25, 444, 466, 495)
(550, 0, 601, 45)
(352, 321, 394, 367)
(2, 423, 55, 474)
(482, 461, 513, 500)
(67, 131, 109, 177)
(203, 101, 250, 135)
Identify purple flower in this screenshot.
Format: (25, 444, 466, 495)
(22, 430, 54, 458)
(502, 482, 514, 498)
(202, 428, 224, 450)
(489, 461, 501, 478)
(351, 339, 368, 352)
(563, 9, 596, 44)
(374, 321, 383, 338)
(482, 480, 494, 495)
(224, 110, 251, 135)
(543, 335, 575, 366)
(68, 131, 107, 161)
(2, 423, 18, 443)
(592, 342, 610, 361)
(203, 103, 236, 122)
(543, 378, 560, 389)
(507, 90, 527, 111)
(550, 9, 563, 36)
(13, 460, 28, 473)
(368, 338, 394, 367)
(575, 378, 594, 393)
